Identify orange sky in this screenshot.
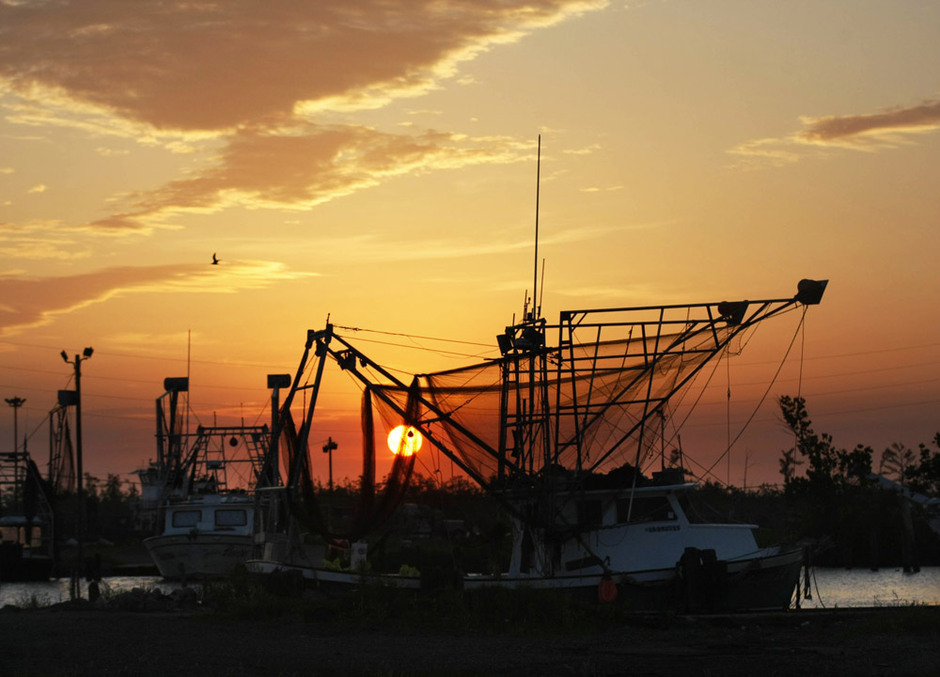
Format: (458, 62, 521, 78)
(1, 1, 938, 491)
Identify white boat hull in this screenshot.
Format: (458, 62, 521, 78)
(145, 533, 254, 579)
(245, 545, 803, 612)
(481, 546, 805, 612)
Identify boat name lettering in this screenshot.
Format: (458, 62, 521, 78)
(644, 525, 680, 533)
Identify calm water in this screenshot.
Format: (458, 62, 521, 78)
(1, 567, 938, 609)
(799, 567, 940, 609)
(0, 575, 181, 608)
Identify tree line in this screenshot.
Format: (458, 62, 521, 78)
(42, 395, 940, 571)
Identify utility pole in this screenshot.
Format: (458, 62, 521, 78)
(322, 437, 337, 494)
(61, 347, 93, 565)
(322, 436, 337, 531)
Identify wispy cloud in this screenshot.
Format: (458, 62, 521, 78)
(728, 99, 940, 167)
(0, 262, 318, 337)
(0, 220, 96, 261)
(800, 101, 940, 144)
(243, 219, 665, 267)
(90, 126, 534, 231)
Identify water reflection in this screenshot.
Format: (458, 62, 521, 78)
(800, 567, 940, 608)
(2, 567, 938, 609)
(0, 576, 182, 608)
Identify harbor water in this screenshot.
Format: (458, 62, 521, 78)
(1, 567, 938, 609)
(799, 567, 940, 609)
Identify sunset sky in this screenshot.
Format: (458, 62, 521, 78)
(1, 0, 938, 491)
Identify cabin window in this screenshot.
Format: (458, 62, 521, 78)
(676, 494, 711, 524)
(616, 496, 674, 523)
(215, 509, 248, 528)
(172, 510, 201, 528)
(578, 500, 603, 528)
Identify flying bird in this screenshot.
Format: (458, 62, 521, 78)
(212, 253, 219, 265)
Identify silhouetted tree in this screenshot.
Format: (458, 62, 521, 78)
(906, 433, 940, 495)
(778, 395, 873, 493)
(777, 395, 880, 565)
(880, 443, 916, 484)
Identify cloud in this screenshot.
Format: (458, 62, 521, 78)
(800, 101, 940, 144)
(0, 261, 318, 336)
(0, 1, 605, 133)
(728, 99, 940, 168)
(90, 125, 534, 231)
(0, 220, 96, 261)
(1, 1, 605, 232)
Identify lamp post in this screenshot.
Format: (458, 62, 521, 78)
(61, 347, 93, 562)
(5, 396, 25, 451)
(5, 396, 26, 500)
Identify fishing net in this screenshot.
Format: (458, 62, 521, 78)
(281, 287, 813, 529)
(281, 383, 416, 541)
(363, 310, 742, 490)
(48, 406, 76, 494)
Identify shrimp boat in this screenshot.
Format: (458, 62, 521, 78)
(0, 449, 55, 581)
(142, 376, 287, 580)
(247, 278, 828, 611)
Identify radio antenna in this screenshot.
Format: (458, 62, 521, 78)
(532, 135, 541, 321)
(538, 258, 545, 317)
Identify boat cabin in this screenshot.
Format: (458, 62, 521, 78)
(161, 494, 255, 537)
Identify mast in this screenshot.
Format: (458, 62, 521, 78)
(532, 135, 540, 320)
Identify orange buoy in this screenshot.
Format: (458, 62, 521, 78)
(598, 577, 618, 603)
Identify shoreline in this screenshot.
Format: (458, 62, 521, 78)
(3, 601, 937, 676)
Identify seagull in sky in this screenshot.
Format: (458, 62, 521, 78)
(212, 253, 220, 265)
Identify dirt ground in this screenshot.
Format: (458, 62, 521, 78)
(2, 603, 937, 676)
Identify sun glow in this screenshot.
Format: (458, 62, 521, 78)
(387, 425, 423, 456)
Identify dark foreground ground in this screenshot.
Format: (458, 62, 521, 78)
(2, 601, 938, 676)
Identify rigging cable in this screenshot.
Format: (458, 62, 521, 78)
(332, 331, 494, 362)
(703, 307, 808, 482)
(726, 343, 732, 485)
(798, 307, 806, 399)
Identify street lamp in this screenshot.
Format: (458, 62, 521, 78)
(5, 395, 26, 452)
(5, 396, 26, 501)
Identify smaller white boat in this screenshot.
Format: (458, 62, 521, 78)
(145, 493, 256, 580)
(140, 376, 288, 580)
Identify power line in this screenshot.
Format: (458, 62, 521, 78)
(0, 338, 287, 370)
(333, 325, 494, 348)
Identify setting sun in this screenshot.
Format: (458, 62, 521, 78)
(387, 425, 423, 457)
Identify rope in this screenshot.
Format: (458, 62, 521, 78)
(703, 309, 808, 481)
(726, 344, 732, 485)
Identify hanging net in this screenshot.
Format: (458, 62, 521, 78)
(281, 382, 417, 541)
(280, 283, 818, 531)
(362, 308, 747, 491)
(48, 406, 76, 494)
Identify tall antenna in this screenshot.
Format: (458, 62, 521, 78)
(532, 135, 541, 321)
